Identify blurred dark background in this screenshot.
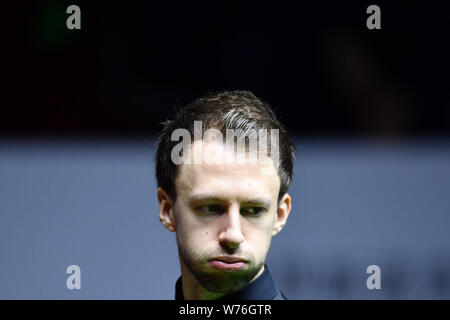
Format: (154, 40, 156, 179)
(2, 1, 449, 137)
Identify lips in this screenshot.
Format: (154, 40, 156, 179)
(207, 256, 248, 271)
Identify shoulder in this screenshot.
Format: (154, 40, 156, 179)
(272, 289, 288, 300)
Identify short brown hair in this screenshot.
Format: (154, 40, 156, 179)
(155, 90, 295, 203)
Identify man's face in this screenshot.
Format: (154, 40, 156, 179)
(170, 140, 283, 294)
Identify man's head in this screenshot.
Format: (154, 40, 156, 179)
(155, 90, 294, 295)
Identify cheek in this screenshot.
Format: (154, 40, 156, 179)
(244, 218, 275, 247)
(177, 218, 215, 247)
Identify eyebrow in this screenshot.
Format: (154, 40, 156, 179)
(188, 194, 271, 208)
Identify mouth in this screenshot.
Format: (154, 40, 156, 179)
(207, 256, 248, 271)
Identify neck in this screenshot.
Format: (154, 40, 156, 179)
(179, 257, 265, 300)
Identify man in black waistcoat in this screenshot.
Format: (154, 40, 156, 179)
(155, 90, 294, 300)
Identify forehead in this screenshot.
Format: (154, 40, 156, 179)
(175, 141, 280, 201)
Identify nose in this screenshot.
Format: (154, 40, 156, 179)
(218, 204, 244, 251)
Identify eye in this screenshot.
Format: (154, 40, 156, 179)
(197, 204, 224, 215)
(241, 207, 266, 216)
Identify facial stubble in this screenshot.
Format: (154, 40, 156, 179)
(176, 233, 267, 294)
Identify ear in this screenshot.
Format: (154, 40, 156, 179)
(272, 193, 291, 237)
(157, 187, 176, 232)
